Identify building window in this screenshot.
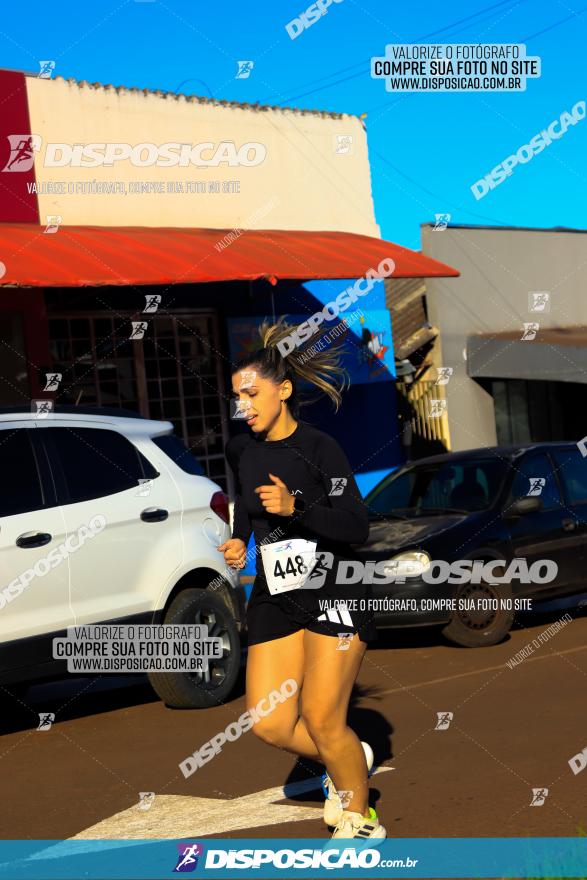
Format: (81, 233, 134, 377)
(0, 313, 30, 403)
(48, 310, 230, 491)
(489, 379, 582, 444)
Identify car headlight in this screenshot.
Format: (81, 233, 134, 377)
(382, 551, 431, 579)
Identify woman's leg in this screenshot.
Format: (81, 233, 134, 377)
(300, 630, 369, 817)
(246, 630, 320, 759)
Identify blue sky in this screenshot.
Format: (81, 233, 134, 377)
(3, 0, 586, 249)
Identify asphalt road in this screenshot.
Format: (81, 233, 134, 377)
(1, 607, 586, 851)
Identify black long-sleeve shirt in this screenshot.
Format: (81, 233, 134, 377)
(225, 420, 369, 582)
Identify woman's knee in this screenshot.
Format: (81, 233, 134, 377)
(302, 707, 343, 745)
(250, 714, 293, 749)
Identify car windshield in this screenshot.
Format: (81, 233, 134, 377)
(366, 458, 508, 517)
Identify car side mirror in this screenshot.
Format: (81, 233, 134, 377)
(506, 496, 543, 517)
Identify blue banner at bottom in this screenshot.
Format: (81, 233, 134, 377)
(0, 837, 585, 879)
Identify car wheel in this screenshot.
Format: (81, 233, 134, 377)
(148, 588, 240, 708)
(442, 578, 515, 648)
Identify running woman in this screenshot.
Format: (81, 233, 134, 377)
(218, 321, 385, 841)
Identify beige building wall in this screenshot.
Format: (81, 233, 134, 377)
(26, 76, 379, 235)
(421, 225, 587, 451)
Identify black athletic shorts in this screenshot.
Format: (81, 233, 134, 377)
(246, 574, 378, 646)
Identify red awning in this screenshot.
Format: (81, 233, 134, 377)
(0, 224, 459, 287)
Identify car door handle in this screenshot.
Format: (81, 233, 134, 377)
(141, 507, 169, 523)
(16, 531, 52, 549)
(562, 518, 576, 532)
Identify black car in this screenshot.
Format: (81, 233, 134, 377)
(360, 442, 587, 647)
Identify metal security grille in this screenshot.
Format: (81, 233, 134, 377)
(48, 310, 231, 492)
(396, 379, 450, 450)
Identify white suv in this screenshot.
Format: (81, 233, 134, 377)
(0, 407, 243, 708)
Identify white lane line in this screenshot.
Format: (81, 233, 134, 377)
(373, 643, 587, 697)
(23, 767, 393, 860)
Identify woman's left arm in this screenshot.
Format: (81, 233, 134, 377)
(296, 434, 370, 545)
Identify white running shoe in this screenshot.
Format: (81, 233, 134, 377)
(331, 806, 386, 840)
(322, 741, 374, 827)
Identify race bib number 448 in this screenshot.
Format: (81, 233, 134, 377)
(260, 538, 318, 595)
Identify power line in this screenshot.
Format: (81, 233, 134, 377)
(370, 148, 510, 227)
(363, 4, 586, 116)
(259, 0, 585, 111)
(521, 3, 587, 41)
(257, 0, 524, 107)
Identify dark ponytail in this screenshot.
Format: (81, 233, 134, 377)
(233, 318, 349, 415)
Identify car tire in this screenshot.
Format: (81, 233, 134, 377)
(442, 576, 515, 648)
(148, 587, 240, 708)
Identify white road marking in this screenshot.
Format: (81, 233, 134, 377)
(24, 766, 393, 861)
